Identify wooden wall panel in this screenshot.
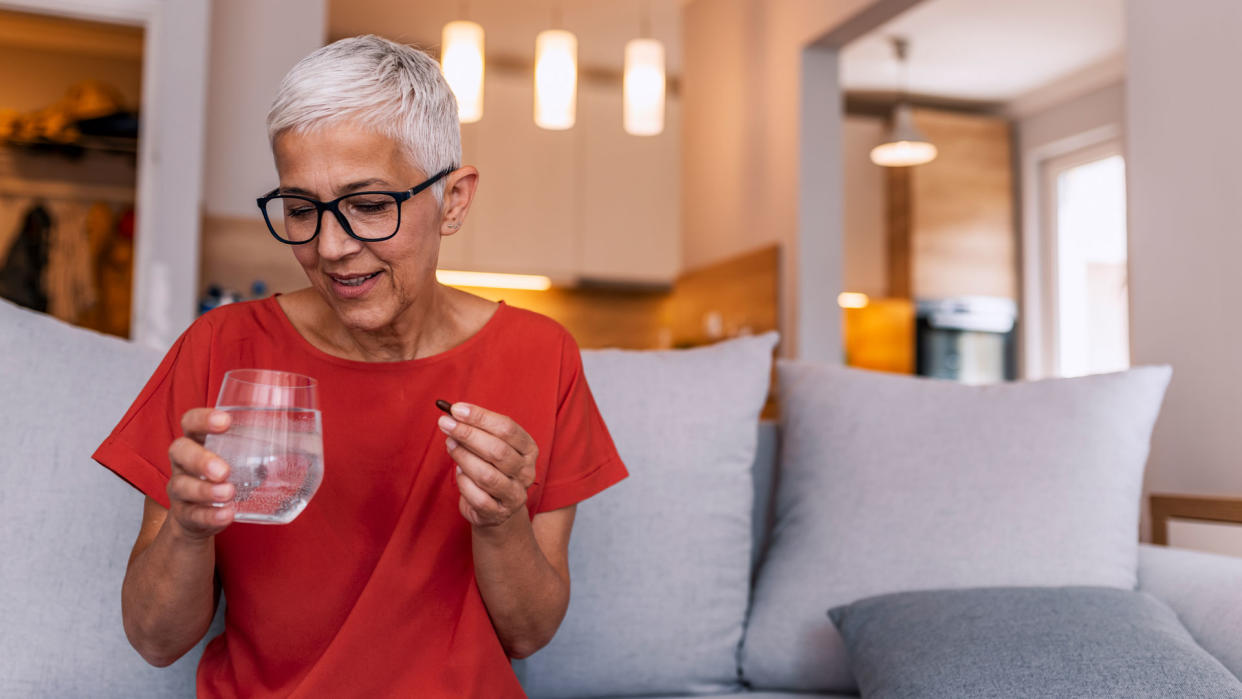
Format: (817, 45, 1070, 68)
(904, 108, 1016, 301)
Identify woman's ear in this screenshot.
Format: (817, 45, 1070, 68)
(440, 166, 479, 237)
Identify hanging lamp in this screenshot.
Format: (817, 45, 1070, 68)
(535, 3, 577, 131)
(870, 37, 937, 167)
(623, 2, 664, 136)
(441, 18, 485, 123)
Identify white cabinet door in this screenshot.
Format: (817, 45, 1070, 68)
(463, 70, 578, 280)
(577, 81, 680, 285)
(448, 70, 680, 285)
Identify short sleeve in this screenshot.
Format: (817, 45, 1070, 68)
(91, 317, 216, 508)
(535, 332, 628, 514)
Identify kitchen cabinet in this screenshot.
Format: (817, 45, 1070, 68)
(576, 80, 680, 285)
(441, 69, 680, 286)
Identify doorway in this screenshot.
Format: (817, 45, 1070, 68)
(0, 0, 208, 348)
(1040, 140, 1129, 377)
(0, 8, 142, 337)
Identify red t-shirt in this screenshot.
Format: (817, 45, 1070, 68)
(93, 296, 627, 698)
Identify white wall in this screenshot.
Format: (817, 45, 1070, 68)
(203, 0, 327, 218)
(1017, 82, 1123, 157)
(1125, 0, 1242, 540)
(682, 0, 882, 358)
(842, 115, 888, 297)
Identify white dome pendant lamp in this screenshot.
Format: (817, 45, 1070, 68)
(870, 37, 937, 168)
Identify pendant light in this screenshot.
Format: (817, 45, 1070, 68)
(441, 18, 485, 123)
(623, 2, 665, 136)
(535, 4, 577, 130)
(870, 37, 937, 167)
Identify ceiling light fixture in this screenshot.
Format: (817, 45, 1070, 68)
(870, 37, 937, 168)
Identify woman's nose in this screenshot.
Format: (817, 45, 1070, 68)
(316, 211, 363, 259)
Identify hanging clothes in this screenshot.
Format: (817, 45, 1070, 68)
(77, 202, 124, 335)
(96, 205, 133, 337)
(45, 199, 96, 322)
(0, 203, 52, 312)
(0, 195, 29, 264)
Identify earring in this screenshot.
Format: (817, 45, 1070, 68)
(446, 222, 460, 230)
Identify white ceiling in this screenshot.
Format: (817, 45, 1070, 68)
(840, 0, 1124, 104)
(329, 0, 684, 75)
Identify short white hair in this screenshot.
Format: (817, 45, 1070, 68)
(267, 35, 460, 202)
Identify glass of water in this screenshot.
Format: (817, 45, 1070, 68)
(204, 369, 324, 525)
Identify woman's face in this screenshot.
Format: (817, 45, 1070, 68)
(273, 122, 445, 333)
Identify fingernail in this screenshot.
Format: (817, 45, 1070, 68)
(455, 465, 463, 475)
(438, 415, 457, 432)
(451, 403, 470, 419)
(208, 460, 227, 480)
(214, 508, 230, 523)
(212, 484, 233, 500)
(210, 412, 229, 429)
(446, 437, 458, 450)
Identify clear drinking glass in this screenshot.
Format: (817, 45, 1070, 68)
(203, 369, 324, 524)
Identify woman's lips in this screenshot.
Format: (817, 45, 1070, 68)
(328, 271, 382, 299)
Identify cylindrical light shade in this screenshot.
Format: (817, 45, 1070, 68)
(441, 21, 485, 123)
(623, 38, 665, 136)
(870, 103, 937, 167)
(534, 29, 577, 130)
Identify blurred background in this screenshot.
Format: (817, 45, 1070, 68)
(0, 0, 1237, 552)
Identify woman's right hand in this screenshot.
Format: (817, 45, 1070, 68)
(166, 408, 236, 540)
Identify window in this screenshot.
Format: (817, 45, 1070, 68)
(1040, 143, 1129, 377)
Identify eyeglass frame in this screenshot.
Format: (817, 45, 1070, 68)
(256, 167, 454, 245)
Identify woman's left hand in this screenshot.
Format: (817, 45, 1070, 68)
(438, 403, 538, 528)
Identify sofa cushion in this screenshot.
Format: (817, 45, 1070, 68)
(0, 299, 224, 696)
(519, 333, 778, 698)
(828, 586, 1242, 698)
(742, 363, 1171, 692)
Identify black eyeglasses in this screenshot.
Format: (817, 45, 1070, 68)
(256, 168, 453, 245)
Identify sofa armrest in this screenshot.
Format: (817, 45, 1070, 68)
(1150, 493, 1242, 545)
(1138, 543, 1242, 679)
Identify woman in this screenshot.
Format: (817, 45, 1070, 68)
(93, 35, 626, 697)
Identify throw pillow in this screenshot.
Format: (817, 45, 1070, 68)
(828, 586, 1242, 698)
(742, 362, 1171, 692)
(518, 333, 779, 698)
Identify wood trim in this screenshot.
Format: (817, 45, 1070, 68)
(1150, 493, 1242, 546)
(886, 166, 911, 298)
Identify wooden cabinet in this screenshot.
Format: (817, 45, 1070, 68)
(443, 69, 680, 285)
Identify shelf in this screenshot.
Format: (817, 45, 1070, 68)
(1, 135, 138, 157)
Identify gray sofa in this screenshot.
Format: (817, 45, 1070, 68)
(3, 296, 1242, 697)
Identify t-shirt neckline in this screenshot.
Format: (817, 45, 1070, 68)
(263, 294, 508, 370)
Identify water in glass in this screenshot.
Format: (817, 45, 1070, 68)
(205, 369, 323, 524)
